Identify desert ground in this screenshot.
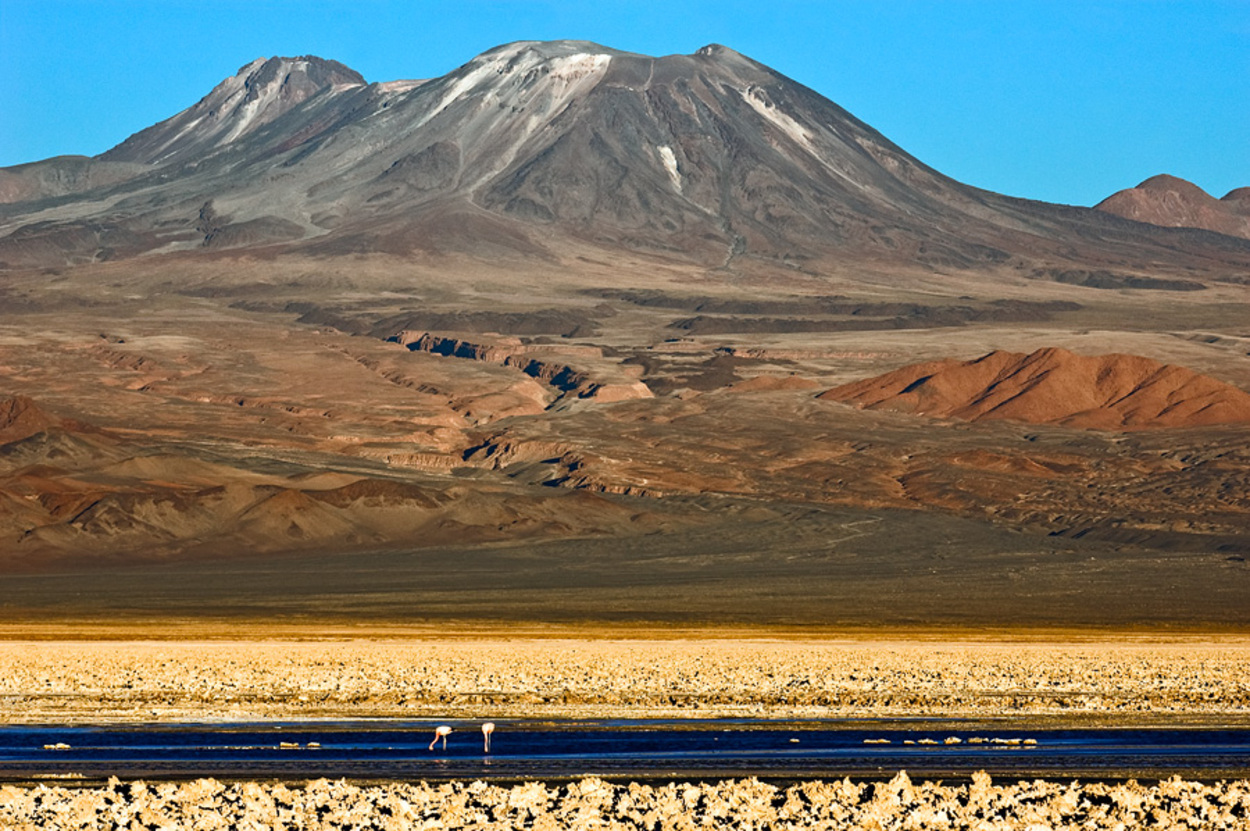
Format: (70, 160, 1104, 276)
(2, 256, 1248, 628)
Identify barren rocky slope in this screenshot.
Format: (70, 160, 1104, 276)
(1096, 174, 1250, 240)
(0, 389, 679, 572)
(820, 347, 1250, 429)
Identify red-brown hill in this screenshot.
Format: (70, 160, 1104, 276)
(820, 347, 1250, 429)
(0, 396, 67, 444)
(1095, 174, 1250, 240)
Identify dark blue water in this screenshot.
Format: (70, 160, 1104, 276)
(3, 720, 1248, 781)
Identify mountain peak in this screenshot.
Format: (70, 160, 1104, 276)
(694, 43, 742, 59)
(481, 40, 631, 60)
(5, 41, 1249, 274)
(236, 55, 365, 95)
(1134, 174, 1212, 199)
(1095, 174, 1250, 240)
(1221, 186, 1250, 206)
(100, 55, 366, 166)
(474, 40, 760, 73)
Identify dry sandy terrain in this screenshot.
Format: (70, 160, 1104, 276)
(2, 634, 1249, 723)
(2, 257, 1248, 628)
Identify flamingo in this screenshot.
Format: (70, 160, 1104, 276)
(482, 721, 495, 753)
(429, 725, 453, 751)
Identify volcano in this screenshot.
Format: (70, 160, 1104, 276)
(2, 41, 1247, 278)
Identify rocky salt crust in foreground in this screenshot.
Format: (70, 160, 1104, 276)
(4, 772, 1249, 830)
(1, 637, 1249, 722)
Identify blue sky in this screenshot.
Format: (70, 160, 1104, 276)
(1, 0, 1245, 206)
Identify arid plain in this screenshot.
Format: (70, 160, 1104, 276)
(2, 254, 1248, 627)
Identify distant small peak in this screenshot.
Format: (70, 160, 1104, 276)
(1135, 174, 1210, 197)
(1221, 186, 1250, 203)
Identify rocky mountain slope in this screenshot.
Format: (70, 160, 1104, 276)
(101, 56, 367, 168)
(1095, 174, 1250, 240)
(2, 42, 1248, 280)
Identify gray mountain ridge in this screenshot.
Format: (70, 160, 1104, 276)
(1, 40, 1247, 277)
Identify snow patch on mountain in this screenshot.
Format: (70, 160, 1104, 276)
(377, 80, 428, 93)
(743, 87, 814, 153)
(417, 48, 611, 132)
(658, 146, 682, 193)
(224, 73, 285, 143)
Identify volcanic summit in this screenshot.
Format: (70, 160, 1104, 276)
(2, 41, 1248, 277)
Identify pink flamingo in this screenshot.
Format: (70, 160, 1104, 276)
(428, 725, 453, 751)
(482, 722, 495, 752)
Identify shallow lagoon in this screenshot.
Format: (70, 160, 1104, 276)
(4, 719, 1249, 782)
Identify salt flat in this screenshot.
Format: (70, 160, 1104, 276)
(3, 634, 1249, 724)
